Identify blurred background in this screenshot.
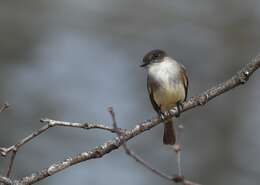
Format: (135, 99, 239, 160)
(0, 0, 260, 185)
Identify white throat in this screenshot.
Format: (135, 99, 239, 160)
(148, 57, 180, 79)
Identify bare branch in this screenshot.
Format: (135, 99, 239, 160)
(0, 176, 12, 185)
(0, 123, 50, 157)
(0, 54, 259, 185)
(108, 107, 177, 179)
(108, 106, 174, 181)
(183, 179, 202, 185)
(175, 55, 260, 115)
(108, 107, 201, 185)
(5, 151, 17, 178)
(40, 119, 119, 133)
(0, 119, 119, 181)
(0, 119, 118, 157)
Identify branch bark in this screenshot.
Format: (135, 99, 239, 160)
(0, 119, 118, 157)
(108, 107, 200, 185)
(0, 55, 259, 185)
(0, 177, 12, 185)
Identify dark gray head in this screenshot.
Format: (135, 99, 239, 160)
(140, 49, 167, 67)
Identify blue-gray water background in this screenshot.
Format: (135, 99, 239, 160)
(0, 1, 260, 185)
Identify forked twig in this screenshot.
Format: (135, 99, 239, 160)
(0, 119, 118, 157)
(108, 107, 201, 185)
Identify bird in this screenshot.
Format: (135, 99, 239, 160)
(140, 49, 188, 145)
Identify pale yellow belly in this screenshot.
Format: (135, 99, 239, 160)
(153, 83, 185, 112)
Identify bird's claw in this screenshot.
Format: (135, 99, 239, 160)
(159, 111, 170, 120)
(175, 101, 183, 118)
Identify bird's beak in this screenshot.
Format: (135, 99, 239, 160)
(140, 63, 148, 67)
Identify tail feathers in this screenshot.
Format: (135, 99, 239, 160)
(163, 119, 176, 145)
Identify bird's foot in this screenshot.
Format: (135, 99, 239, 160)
(175, 101, 183, 118)
(159, 111, 170, 120)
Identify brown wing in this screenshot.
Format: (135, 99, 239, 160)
(180, 64, 189, 101)
(147, 75, 161, 114)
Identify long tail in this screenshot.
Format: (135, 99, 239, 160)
(163, 119, 176, 145)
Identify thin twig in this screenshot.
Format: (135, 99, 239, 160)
(0, 102, 13, 185)
(0, 119, 119, 180)
(123, 147, 178, 180)
(173, 144, 182, 177)
(183, 180, 202, 185)
(40, 119, 117, 132)
(108, 107, 200, 185)
(0, 119, 118, 157)
(5, 150, 17, 178)
(0, 54, 259, 185)
(175, 124, 185, 177)
(0, 152, 17, 185)
(108, 107, 175, 179)
(0, 123, 50, 157)
(0, 103, 10, 113)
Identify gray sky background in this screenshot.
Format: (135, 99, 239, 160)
(0, 1, 260, 185)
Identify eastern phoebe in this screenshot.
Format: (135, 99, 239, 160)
(141, 49, 188, 145)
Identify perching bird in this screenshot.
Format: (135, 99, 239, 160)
(140, 49, 188, 145)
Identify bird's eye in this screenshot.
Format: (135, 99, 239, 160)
(153, 54, 159, 58)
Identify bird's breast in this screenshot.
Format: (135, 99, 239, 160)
(148, 61, 185, 111)
(153, 83, 185, 111)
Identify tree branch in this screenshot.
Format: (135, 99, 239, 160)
(5, 150, 17, 178)
(0, 177, 12, 185)
(0, 55, 259, 185)
(108, 107, 201, 185)
(0, 119, 118, 157)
